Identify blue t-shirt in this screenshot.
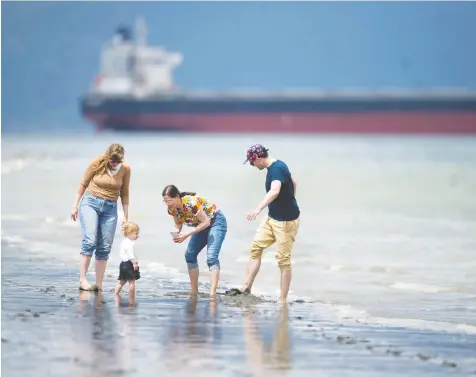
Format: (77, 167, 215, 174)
(265, 160, 300, 221)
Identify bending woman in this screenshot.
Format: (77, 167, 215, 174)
(71, 143, 131, 291)
(162, 185, 227, 298)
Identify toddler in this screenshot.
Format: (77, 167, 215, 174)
(114, 221, 140, 304)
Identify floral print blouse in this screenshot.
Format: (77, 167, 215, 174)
(168, 195, 218, 227)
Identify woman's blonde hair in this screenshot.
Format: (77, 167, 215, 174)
(91, 143, 125, 175)
(123, 221, 140, 237)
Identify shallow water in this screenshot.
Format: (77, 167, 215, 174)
(2, 242, 475, 377)
(2, 132, 476, 375)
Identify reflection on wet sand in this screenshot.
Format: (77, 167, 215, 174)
(162, 295, 291, 375)
(73, 291, 131, 376)
(243, 304, 291, 374)
(162, 296, 222, 371)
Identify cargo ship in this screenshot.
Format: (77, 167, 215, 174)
(80, 18, 476, 134)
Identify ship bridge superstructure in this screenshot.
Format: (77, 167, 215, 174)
(91, 17, 183, 97)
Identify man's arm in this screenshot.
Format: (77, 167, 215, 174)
(247, 167, 285, 221)
(257, 180, 281, 211)
(257, 166, 286, 211)
(291, 176, 297, 196)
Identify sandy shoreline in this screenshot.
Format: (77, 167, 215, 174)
(2, 243, 475, 377)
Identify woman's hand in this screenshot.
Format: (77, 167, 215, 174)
(121, 204, 129, 231)
(174, 220, 183, 234)
(71, 206, 79, 221)
(121, 218, 128, 231)
(173, 232, 191, 244)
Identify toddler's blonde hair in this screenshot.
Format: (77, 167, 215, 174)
(123, 221, 140, 237)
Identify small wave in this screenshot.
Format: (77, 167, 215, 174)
(328, 264, 346, 272)
(2, 214, 80, 229)
(368, 266, 406, 274)
(2, 214, 38, 222)
(328, 264, 406, 274)
(390, 282, 450, 293)
(1, 154, 52, 175)
(333, 304, 476, 335)
(1, 234, 27, 245)
(2, 158, 35, 175)
(144, 262, 188, 279)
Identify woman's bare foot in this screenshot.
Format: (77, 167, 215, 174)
(79, 281, 92, 291)
(89, 284, 101, 292)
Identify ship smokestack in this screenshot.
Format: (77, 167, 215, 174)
(114, 25, 132, 44)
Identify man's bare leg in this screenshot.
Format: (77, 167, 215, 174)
(235, 216, 274, 296)
(278, 268, 292, 303)
(241, 257, 261, 293)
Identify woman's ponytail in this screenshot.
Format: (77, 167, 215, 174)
(162, 184, 196, 198)
(179, 191, 196, 197)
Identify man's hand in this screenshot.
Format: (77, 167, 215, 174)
(246, 208, 262, 221)
(247, 180, 281, 222)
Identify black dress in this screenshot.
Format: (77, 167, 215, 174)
(118, 260, 141, 281)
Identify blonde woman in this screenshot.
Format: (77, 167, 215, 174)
(71, 143, 131, 291)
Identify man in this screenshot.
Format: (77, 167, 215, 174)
(228, 144, 300, 303)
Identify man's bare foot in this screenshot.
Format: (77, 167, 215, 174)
(225, 285, 251, 296)
(278, 297, 287, 305)
(239, 283, 251, 294)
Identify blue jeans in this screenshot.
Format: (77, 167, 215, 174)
(79, 192, 118, 261)
(185, 210, 227, 271)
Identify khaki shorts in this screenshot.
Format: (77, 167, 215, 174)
(250, 216, 300, 270)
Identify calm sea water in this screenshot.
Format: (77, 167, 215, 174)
(2, 132, 476, 336)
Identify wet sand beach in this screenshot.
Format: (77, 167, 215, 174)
(2, 133, 476, 376)
(2, 240, 476, 377)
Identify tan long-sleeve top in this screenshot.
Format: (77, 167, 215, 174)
(79, 159, 131, 205)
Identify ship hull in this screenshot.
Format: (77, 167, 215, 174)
(81, 95, 476, 134)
